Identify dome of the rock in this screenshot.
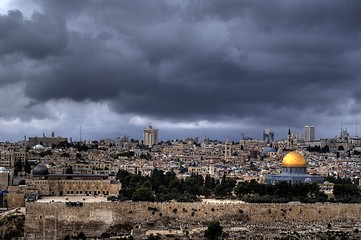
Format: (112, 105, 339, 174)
(281, 151, 307, 168)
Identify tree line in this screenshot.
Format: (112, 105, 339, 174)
(114, 170, 361, 203)
(115, 169, 235, 202)
(235, 180, 328, 203)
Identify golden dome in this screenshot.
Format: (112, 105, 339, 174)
(282, 151, 307, 168)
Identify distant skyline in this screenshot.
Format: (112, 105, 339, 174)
(0, 1, 361, 142)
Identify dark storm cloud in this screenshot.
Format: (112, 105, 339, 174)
(2, 0, 361, 128)
(0, 9, 67, 59)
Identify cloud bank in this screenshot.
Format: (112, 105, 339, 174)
(0, 0, 361, 141)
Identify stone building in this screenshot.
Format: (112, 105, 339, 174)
(26, 164, 121, 197)
(0, 167, 11, 189)
(224, 139, 232, 161)
(143, 125, 158, 146)
(0, 150, 27, 168)
(28, 136, 67, 147)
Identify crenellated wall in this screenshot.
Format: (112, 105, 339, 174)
(24, 201, 361, 239)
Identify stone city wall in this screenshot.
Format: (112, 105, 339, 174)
(24, 201, 361, 239)
(6, 193, 25, 208)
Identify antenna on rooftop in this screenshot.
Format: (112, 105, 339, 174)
(80, 125, 82, 142)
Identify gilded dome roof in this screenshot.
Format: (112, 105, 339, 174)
(282, 151, 307, 168)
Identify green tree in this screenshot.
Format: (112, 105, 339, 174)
(204, 221, 223, 239)
(24, 160, 31, 174)
(184, 175, 203, 195)
(215, 175, 236, 197)
(76, 232, 87, 240)
(333, 184, 361, 202)
(147, 234, 161, 240)
(274, 181, 291, 198)
(14, 160, 22, 176)
(116, 169, 130, 183)
(66, 166, 73, 174)
(151, 168, 165, 192)
(205, 174, 212, 189)
(39, 149, 52, 158)
(214, 184, 226, 197)
(132, 186, 154, 201)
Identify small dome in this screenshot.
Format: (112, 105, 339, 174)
(304, 178, 312, 183)
(33, 144, 45, 150)
(282, 151, 307, 168)
(33, 164, 49, 176)
(262, 147, 277, 156)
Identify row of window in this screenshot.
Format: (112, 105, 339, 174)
(49, 190, 110, 195)
(282, 167, 306, 173)
(47, 180, 106, 184)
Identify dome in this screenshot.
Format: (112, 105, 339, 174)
(33, 164, 49, 176)
(33, 144, 45, 150)
(304, 178, 312, 183)
(262, 147, 277, 156)
(282, 151, 307, 168)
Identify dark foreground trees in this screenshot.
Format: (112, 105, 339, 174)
(116, 169, 201, 202)
(115, 169, 237, 202)
(332, 183, 361, 203)
(204, 221, 223, 240)
(115, 170, 361, 203)
(235, 180, 328, 203)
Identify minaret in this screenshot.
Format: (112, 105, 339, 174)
(287, 129, 292, 147)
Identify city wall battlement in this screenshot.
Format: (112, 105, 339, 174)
(25, 201, 361, 239)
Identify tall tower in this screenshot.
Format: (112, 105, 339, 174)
(224, 139, 232, 160)
(143, 125, 159, 147)
(263, 128, 274, 143)
(287, 129, 292, 147)
(304, 125, 315, 142)
(209, 160, 215, 176)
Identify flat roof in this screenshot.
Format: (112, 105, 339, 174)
(49, 174, 109, 177)
(36, 196, 108, 203)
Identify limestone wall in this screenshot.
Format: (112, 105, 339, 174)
(24, 201, 361, 239)
(6, 193, 25, 208)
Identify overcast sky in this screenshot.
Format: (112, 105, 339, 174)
(0, 0, 361, 142)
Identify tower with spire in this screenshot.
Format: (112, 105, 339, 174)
(287, 129, 292, 147)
